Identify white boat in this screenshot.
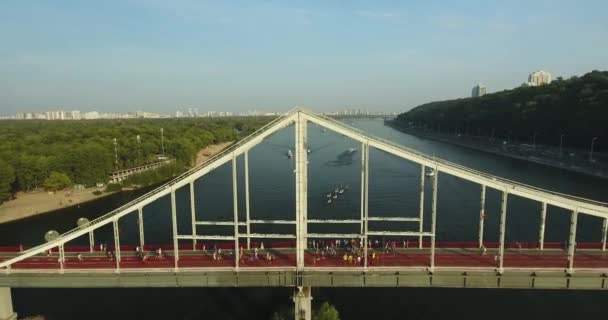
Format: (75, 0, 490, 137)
(307, 149, 311, 154)
(332, 194, 338, 199)
(326, 193, 332, 198)
(338, 187, 344, 194)
(327, 199, 332, 203)
(425, 169, 435, 177)
(287, 149, 293, 158)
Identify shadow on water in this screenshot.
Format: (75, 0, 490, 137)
(325, 148, 358, 167)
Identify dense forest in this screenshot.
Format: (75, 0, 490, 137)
(396, 70, 608, 149)
(0, 116, 273, 203)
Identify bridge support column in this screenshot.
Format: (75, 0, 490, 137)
(295, 113, 308, 269)
(190, 181, 197, 250)
(361, 142, 369, 268)
(232, 153, 240, 268)
(138, 207, 145, 250)
(89, 230, 95, 253)
(293, 287, 312, 320)
(58, 244, 65, 271)
(245, 151, 251, 250)
(538, 202, 547, 250)
(497, 190, 508, 272)
(171, 189, 179, 270)
(602, 218, 607, 252)
(418, 165, 425, 249)
(567, 210, 578, 273)
(429, 168, 438, 270)
(478, 185, 486, 249)
(0, 288, 16, 320)
(113, 219, 121, 271)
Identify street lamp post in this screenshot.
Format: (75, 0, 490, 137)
(136, 135, 141, 164)
(559, 134, 565, 156)
(590, 137, 598, 162)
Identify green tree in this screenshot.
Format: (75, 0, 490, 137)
(43, 172, 72, 191)
(313, 302, 340, 320)
(0, 160, 16, 203)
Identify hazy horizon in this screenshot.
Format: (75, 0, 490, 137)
(1, 0, 607, 115)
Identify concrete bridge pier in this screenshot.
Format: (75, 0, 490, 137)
(0, 288, 16, 320)
(293, 286, 312, 320)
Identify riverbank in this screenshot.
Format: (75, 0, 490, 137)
(387, 122, 608, 180)
(0, 188, 110, 224)
(0, 142, 234, 224)
(195, 141, 233, 165)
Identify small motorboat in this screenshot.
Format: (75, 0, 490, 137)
(327, 199, 332, 204)
(287, 149, 293, 159)
(326, 193, 332, 198)
(332, 194, 338, 199)
(425, 169, 435, 177)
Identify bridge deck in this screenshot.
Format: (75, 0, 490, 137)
(2, 243, 608, 272)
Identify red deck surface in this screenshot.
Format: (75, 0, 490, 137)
(3, 243, 608, 270)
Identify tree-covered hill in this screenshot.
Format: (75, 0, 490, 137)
(396, 70, 608, 149)
(0, 117, 272, 202)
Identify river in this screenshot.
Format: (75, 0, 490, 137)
(3, 119, 608, 319)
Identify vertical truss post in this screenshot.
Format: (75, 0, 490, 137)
(170, 189, 179, 270)
(497, 190, 508, 272)
(295, 112, 308, 270)
(539, 202, 547, 250)
(478, 185, 486, 248)
(567, 209, 578, 273)
(89, 231, 95, 253)
(113, 218, 121, 272)
(190, 181, 197, 250)
(362, 142, 369, 268)
(59, 244, 65, 271)
(429, 167, 438, 270)
(360, 141, 365, 236)
(245, 151, 251, 250)
(602, 218, 608, 252)
(138, 207, 145, 250)
(418, 165, 425, 249)
(232, 153, 240, 269)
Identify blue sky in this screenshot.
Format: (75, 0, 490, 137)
(1, 0, 607, 115)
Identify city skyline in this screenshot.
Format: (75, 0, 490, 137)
(1, 1, 607, 115)
(6, 107, 396, 120)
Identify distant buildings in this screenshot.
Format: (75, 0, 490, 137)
(527, 70, 552, 86)
(471, 84, 487, 97)
(8, 109, 282, 120)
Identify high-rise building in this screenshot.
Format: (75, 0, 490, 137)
(471, 84, 487, 97)
(527, 70, 552, 86)
(83, 111, 99, 120)
(70, 110, 81, 120)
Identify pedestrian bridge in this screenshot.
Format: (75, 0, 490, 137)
(1, 108, 608, 319)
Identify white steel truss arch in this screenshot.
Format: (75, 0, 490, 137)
(1, 108, 607, 273)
